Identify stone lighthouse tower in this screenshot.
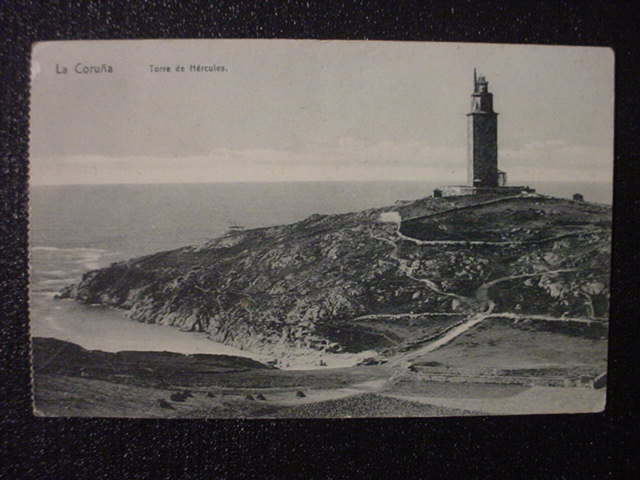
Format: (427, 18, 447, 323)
(432, 69, 533, 198)
(467, 69, 499, 187)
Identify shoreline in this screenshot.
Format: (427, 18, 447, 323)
(33, 297, 374, 371)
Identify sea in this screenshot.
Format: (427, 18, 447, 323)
(30, 181, 613, 360)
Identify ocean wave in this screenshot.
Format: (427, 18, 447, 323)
(31, 246, 107, 253)
(79, 252, 103, 270)
(31, 245, 116, 270)
(38, 278, 77, 286)
(30, 290, 58, 299)
(39, 269, 72, 278)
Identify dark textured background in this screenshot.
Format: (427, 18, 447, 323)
(1, 1, 638, 478)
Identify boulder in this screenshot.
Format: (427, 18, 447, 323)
(170, 392, 187, 402)
(593, 372, 607, 389)
(157, 399, 174, 410)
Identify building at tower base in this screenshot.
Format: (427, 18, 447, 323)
(433, 185, 535, 198)
(434, 70, 534, 198)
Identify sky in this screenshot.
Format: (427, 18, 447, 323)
(30, 40, 614, 185)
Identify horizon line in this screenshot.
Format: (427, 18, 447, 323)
(29, 179, 614, 187)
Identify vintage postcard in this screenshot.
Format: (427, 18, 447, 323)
(29, 40, 612, 418)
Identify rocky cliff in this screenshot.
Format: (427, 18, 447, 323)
(59, 194, 611, 364)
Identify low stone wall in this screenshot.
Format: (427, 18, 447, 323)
(413, 371, 596, 388)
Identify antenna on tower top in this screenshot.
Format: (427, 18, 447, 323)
(473, 68, 477, 90)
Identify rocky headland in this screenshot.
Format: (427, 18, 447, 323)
(57, 193, 611, 369)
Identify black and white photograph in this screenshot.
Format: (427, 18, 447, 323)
(29, 40, 613, 418)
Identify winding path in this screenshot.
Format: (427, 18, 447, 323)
(399, 311, 491, 359)
(370, 231, 468, 304)
(396, 229, 600, 247)
(370, 209, 588, 365)
(401, 194, 537, 223)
